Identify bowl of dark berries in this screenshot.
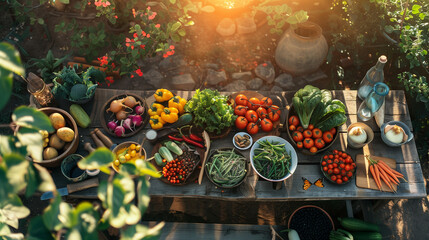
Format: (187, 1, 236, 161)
(288, 205, 335, 240)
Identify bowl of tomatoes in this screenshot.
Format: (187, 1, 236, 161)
(286, 105, 339, 155)
(232, 91, 283, 136)
(320, 150, 355, 185)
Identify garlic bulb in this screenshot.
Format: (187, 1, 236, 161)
(348, 126, 367, 144)
(384, 125, 407, 144)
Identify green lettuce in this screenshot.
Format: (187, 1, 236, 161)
(292, 85, 322, 129)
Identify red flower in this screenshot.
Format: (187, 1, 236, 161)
(141, 31, 146, 36)
(155, 24, 160, 28)
(135, 69, 143, 77)
(133, 33, 138, 38)
(114, 15, 118, 19)
(163, 54, 168, 58)
(106, 76, 114, 83)
(130, 74, 135, 78)
(140, 44, 145, 49)
(98, 56, 108, 67)
(169, 45, 175, 50)
(262, 63, 267, 67)
(146, 34, 150, 38)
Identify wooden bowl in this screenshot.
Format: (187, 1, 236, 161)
(35, 107, 79, 168)
(286, 105, 339, 155)
(100, 93, 149, 138)
(111, 141, 146, 173)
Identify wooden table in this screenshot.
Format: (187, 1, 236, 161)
(48, 89, 426, 201)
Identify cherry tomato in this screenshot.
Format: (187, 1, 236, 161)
(323, 166, 328, 172)
(322, 131, 333, 143)
(340, 163, 345, 169)
(303, 138, 314, 149)
(256, 107, 268, 119)
(329, 155, 333, 159)
(288, 115, 300, 126)
(342, 153, 348, 158)
(303, 130, 312, 138)
(246, 122, 259, 134)
(328, 169, 333, 175)
(328, 164, 334, 169)
(322, 161, 327, 166)
(296, 141, 303, 148)
(297, 126, 304, 132)
(342, 176, 349, 182)
(347, 171, 353, 177)
(323, 155, 328, 160)
(333, 150, 338, 154)
(268, 104, 280, 113)
(260, 97, 273, 108)
(309, 146, 318, 153)
(333, 168, 340, 175)
(334, 159, 339, 164)
(314, 138, 325, 149)
(234, 105, 247, 116)
(261, 118, 274, 132)
(333, 163, 338, 168)
(307, 124, 314, 130)
(248, 97, 260, 110)
(268, 111, 280, 122)
(329, 127, 337, 135)
(292, 131, 304, 142)
(289, 125, 296, 131)
(341, 169, 347, 176)
(344, 165, 351, 171)
(245, 110, 258, 122)
(312, 128, 322, 138)
(235, 94, 248, 106)
(336, 179, 343, 184)
(235, 116, 248, 130)
(327, 160, 332, 164)
(331, 175, 337, 181)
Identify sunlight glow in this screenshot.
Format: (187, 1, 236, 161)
(209, 0, 252, 9)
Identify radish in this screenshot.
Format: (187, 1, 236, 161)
(123, 118, 133, 131)
(134, 105, 145, 115)
(114, 126, 125, 137)
(130, 115, 143, 127)
(107, 120, 117, 131)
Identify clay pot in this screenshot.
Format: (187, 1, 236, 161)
(275, 21, 328, 76)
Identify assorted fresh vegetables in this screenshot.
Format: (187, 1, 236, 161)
(161, 151, 199, 184)
(365, 155, 406, 192)
(337, 218, 382, 240)
(206, 149, 247, 187)
(106, 95, 145, 137)
(233, 94, 281, 135)
(321, 150, 355, 184)
(40, 112, 75, 160)
(184, 89, 235, 134)
(252, 140, 291, 180)
(292, 85, 347, 131)
(149, 89, 187, 129)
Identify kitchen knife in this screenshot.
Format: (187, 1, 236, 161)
(41, 177, 99, 200)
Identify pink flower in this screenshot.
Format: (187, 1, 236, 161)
(87, 1, 91, 5)
(167, 51, 173, 56)
(135, 69, 143, 77)
(148, 12, 157, 20)
(114, 15, 118, 19)
(169, 45, 175, 50)
(141, 31, 146, 36)
(125, 38, 132, 47)
(94, 1, 102, 7)
(146, 34, 150, 38)
(147, 6, 151, 10)
(155, 24, 160, 28)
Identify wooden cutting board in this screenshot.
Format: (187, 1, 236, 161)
(355, 154, 398, 192)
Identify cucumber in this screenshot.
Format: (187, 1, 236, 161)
(154, 153, 164, 166)
(159, 146, 173, 162)
(169, 113, 192, 129)
(351, 232, 382, 240)
(338, 218, 380, 232)
(70, 104, 91, 128)
(164, 141, 183, 156)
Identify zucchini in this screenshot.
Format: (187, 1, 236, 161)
(154, 153, 164, 166)
(164, 141, 183, 156)
(339, 218, 380, 232)
(351, 232, 382, 240)
(169, 113, 192, 129)
(159, 146, 173, 162)
(70, 104, 91, 128)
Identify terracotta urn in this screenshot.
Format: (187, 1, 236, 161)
(275, 21, 328, 75)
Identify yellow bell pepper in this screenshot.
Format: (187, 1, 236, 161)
(154, 89, 174, 102)
(148, 103, 164, 116)
(168, 96, 187, 114)
(149, 115, 165, 129)
(161, 107, 179, 124)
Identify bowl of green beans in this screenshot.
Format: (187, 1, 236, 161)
(250, 136, 298, 182)
(205, 148, 249, 188)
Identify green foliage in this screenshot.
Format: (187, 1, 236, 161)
(253, 0, 308, 35)
(27, 50, 70, 83)
(399, 73, 429, 110)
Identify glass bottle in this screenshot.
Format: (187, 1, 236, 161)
(357, 55, 387, 100)
(357, 82, 389, 121)
(27, 72, 55, 107)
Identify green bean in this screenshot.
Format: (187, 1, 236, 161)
(207, 150, 247, 186)
(253, 139, 291, 180)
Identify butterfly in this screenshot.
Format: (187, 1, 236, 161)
(302, 177, 324, 190)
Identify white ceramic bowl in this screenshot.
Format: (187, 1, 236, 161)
(381, 121, 413, 147)
(250, 136, 298, 182)
(233, 132, 253, 150)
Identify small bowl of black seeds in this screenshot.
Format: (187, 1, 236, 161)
(288, 205, 334, 240)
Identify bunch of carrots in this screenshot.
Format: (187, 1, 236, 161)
(365, 155, 407, 193)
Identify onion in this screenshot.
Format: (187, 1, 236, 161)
(124, 96, 138, 108)
(123, 118, 133, 131)
(107, 121, 117, 131)
(109, 100, 123, 113)
(114, 126, 125, 137)
(115, 110, 128, 120)
(134, 105, 145, 115)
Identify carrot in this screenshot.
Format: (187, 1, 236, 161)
(378, 160, 404, 178)
(372, 164, 383, 191)
(377, 162, 400, 184)
(378, 166, 396, 193)
(370, 164, 382, 191)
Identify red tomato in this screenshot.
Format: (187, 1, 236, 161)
(260, 97, 273, 108)
(347, 171, 353, 177)
(268, 104, 280, 113)
(328, 169, 333, 175)
(303, 138, 314, 149)
(297, 126, 304, 132)
(341, 169, 347, 176)
(329, 127, 337, 135)
(245, 110, 258, 122)
(307, 124, 314, 130)
(314, 138, 325, 149)
(327, 160, 332, 164)
(344, 165, 351, 171)
(288, 115, 300, 126)
(247, 97, 260, 110)
(321, 161, 327, 166)
(268, 111, 280, 122)
(331, 175, 337, 181)
(289, 125, 296, 131)
(309, 146, 318, 153)
(312, 128, 322, 138)
(235, 94, 248, 106)
(342, 176, 349, 182)
(235, 116, 248, 130)
(261, 118, 273, 132)
(292, 131, 304, 142)
(342, 153, 348, 158)
(336, 179, 343, 184)
(296, 141, 303, 149)
(340, 163, 345, 169)
(323, 155, 328, 160)
(333, 150, 338, 154)
(323, 166, 328, 172)
(256, 107, 268, 119)
(234, 105, 247, 116)
(246, 122, 259, 134)
(303, 130, 312, 138)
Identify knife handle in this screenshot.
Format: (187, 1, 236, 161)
(94, 128, 114, 148)
(67, 177, 99, 194)
(90, 131, 105, 148)
(84, 142, 96, 153)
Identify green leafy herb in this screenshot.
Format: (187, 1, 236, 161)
(184, 89, 236, 134)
